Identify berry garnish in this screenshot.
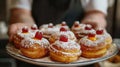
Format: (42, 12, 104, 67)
(74, 21, 79, 27)
(60, 27, 67, 32)
(31, 24, 38, 30)
(74, 21, 80, 27)
(88, 33, 96, 37)
(85, 25, 92, 30)
(88, 33, 96, 41)
(59, 35, 68, 42)
(96, 29, 103, 35)
(48, 23, 53, 28)
(74, 24, 79, 27)
(61, 21, 66, 26)
(22, 26, 28, 33)
(34, 31, 42, 40)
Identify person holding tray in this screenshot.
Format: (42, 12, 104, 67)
(8, 0, 108, 42)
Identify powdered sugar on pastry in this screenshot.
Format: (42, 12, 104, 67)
(21, 37, 50, 48)
(79, 36, 105, 47)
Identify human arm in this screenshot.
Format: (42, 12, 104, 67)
(8, 0, 34, 41)
(81, 0, 108, 29)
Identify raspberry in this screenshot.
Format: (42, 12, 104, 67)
(60, 27, 67, 32)
(31, 24, 38, 30)
(74, 21, 79, 27)
(88, 33, 96, 41)
(96, 29, 103, 35)
(22, 27, 28, 33)
(74, 24, 79, 27)
(35, 31, 42, 40)
(59, 35, 68, 42)
(88, 33, 96, 37)
(85, 26, 92, 30)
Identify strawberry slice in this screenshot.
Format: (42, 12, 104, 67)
(59, 35, 68, 42)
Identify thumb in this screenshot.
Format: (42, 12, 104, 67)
(8, 24, 19, 41)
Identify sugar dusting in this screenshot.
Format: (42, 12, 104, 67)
(21, 37, 50, 48)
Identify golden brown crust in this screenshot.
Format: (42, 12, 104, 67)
(20, 44, 48, 59)
(105, 37, 112, 49)
(80, 42, 107, 58)
(82, 47, 107, 58)
(52, 45, 80, 53)
(49, 44, 81, 63)
(49, 36, 56, 44)
(50, 50, 79, 63)
(13, 34, 24, 49)
(80, 43, 106, 51)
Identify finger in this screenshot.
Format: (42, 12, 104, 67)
(9, 34, 13, 42)
(8, 24, 18, 41)
(8, 24, 17, 35)
(82, 20, 95, 28)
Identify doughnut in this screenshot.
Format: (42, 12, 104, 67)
(49, 35, 81, 63)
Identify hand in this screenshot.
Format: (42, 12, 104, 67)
(8, 22, 32, 41)
(81, 11, 107, 29)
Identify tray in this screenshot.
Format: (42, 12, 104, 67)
(6, 43, 118, 67)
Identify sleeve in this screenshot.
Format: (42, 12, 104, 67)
(10, 0, 32, 10)
(81, 0, 108, 15)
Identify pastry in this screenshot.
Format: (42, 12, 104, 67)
(30, 24, 38, 32)
(20, 31, 50, 58)
(13, 26, 34, 49)
(71, 21, 94, 39)
(49, 27, 77, 44)
(41, 23, 59, 39)
(79, 32, 107, 58)
(55, 21, 70, 30)
(49, 35, 81, 63)
(96, 28, 112, 49)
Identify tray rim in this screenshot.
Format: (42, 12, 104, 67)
(6, 43, 119, 66)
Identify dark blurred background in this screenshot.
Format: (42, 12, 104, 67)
(0, 0, 120, 67)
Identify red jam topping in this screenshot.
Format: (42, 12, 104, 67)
(59, 35, 68, 42)
(96, 29, 104, 35)
(74, 21, 79, 27)
(88, 33, 96, 41)
(22, 26, 28, 33)
(60, 27, 67, 32)
(85, 25, 92, 30)
(35, 31, 42, 40)
(31, 25, 38, 30)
